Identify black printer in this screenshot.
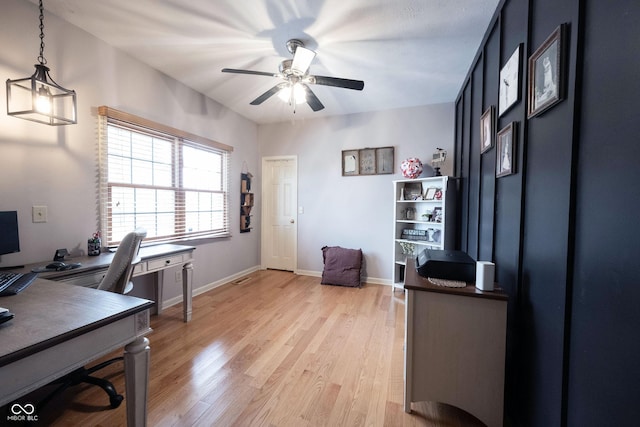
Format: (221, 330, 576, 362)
(415, 249, 476, 282)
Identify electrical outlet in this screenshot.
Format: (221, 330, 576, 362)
(32, 206, 48, 223)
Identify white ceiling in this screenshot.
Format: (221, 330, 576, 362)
(37, 0, 499, 124)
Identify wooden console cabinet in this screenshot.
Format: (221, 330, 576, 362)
(403, 258, 507, 427)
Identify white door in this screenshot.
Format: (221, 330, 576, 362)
(261, 156, 297, 271)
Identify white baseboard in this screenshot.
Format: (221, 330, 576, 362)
(295, 269, 393, 286)
(161, 265, 262, 309)
(162, 266, 394, 309)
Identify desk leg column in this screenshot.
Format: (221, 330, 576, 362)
(124, 336, 150, 427)
(182, 262, 193, 322)
(404, 289, 414, 413)
(155, 270, 164, 315)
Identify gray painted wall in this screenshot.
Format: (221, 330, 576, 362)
(0, 0, 455, 302)
(258, 104, 454, 282)
(0, 0, 260, 302)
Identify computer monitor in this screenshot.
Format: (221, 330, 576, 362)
(0, 211, 20, 256)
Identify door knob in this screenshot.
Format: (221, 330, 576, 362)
(290, 219, 295, 223)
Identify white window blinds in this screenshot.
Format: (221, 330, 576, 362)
(98, 107, 232, 246)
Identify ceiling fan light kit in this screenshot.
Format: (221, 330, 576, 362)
(277, 83, 307, 104)
(222, 39, 364, 113)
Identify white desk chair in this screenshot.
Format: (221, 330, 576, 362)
(39, 228, 147, 409)
(98, 228, 147, 294)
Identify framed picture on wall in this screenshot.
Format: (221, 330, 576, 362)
(343, 146, 395, 176)
(342, 150, 359, 176)
(528, 24, 566, 118)
(376, 146, 395, 174)
(499, 44, 522, 116)
(480, 106, 495, 154)
(496, 122, 517, 178)
(358, 148, 376, 175)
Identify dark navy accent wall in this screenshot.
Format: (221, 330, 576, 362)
(479, 23, 500, 263)
(567, 0, 640, 425)
(467, 60, 484, 259)
(454, 0, 640, 425)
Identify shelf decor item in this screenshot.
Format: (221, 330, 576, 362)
(240, 169, 254, 232)
(424, 187, 437, 200)
(399, 242, 416, 256)
(401, 158, 423, 179)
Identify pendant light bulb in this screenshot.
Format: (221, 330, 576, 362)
(36, 85, 52, 114)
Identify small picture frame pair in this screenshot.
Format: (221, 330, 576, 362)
(480, 108, 518, 178)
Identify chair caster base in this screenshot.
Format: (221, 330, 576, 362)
(110, 394, 124, 408)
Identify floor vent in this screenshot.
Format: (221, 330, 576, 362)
(233, 276, 252, 285)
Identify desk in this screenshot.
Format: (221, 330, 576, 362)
(403, 259, 508, 427)
(0, 278, 153, 426)
(18, 244, 195, 322)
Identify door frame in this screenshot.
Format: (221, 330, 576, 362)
(261, 155, 298, 272)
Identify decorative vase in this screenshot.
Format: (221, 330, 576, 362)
(401, 158, 423, 179)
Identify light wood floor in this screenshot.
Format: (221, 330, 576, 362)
(12, 270, 484, 426)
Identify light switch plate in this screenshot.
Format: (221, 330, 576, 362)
(32, 205, 48, 223)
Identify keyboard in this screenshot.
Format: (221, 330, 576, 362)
(0, 271, 38, 296)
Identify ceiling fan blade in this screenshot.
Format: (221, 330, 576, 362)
(250, 83, 288, 105)
(311, 75, 365, 91)
(291, 46, 316, 75)
(302, 85, 324, 112)
(222, 68, 278, 77)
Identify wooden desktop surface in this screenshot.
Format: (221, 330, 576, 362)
(13, 243, 195, 323)
(404, 258, 508, 301)
(16, 244, 195, 279)
(0, 279, 154, 424)
(0, 278, 153, 367)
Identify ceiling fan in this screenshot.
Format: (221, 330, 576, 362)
(221, 39, 365, 112)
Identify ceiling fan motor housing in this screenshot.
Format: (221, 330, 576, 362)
(286, 39, 304, 54)
(280, 59, 309, 81)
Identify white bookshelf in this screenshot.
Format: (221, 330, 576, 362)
(392, 176, 456, 291)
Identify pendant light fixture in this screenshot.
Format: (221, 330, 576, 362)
(6, 0, 77, 126)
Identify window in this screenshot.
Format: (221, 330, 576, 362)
(98, 107, 232, 246)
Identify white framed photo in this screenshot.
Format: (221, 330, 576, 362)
(499, 44, 522, 116)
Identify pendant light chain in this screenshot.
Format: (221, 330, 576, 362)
(38, 0, 47, 65)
